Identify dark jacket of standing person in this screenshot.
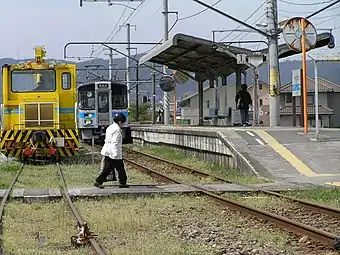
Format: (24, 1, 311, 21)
(235, 84, 252, 109)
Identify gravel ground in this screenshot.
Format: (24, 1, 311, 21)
(75, 195, 337, 255)
(226, 193, 340, 247)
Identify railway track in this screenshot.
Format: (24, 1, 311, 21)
(124, 148, 340, 251)
(0, 163, 106, 255)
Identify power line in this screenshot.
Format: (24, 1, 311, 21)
(218, 0, 266, 42)
(143, 18, 179, 54)
(314, 15, 339, 25)
(90, 1, 145, 64)
(178, 0, 223, 20)
(91, 4, 130, 58)
(222, 14, 265, 45)
(279, 0, 336, 6)
(279, 5, 340, 13)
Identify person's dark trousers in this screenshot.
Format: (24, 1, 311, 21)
(96, 156, 127, 185)
(240, 108, 249, 125)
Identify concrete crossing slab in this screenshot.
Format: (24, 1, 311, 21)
(0, 182, 325, 202)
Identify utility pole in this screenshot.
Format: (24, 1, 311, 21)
(105, 48, 117, 81)
(136, 64, 139, 122)
(267, 0, 280, 126)
(152, 63, 156, 124)
(162, 0, 170, 125)
(125, 23, 136, 108)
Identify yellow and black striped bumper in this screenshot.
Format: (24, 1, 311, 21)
(0, 129, 79, 158)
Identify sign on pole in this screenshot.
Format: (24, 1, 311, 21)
(292, 69, 301, 97)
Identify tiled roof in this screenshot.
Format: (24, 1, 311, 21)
(280, 77, 340, 93)
(280, 105, 334, 115)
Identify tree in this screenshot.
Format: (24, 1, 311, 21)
(128, 103, 151, 122)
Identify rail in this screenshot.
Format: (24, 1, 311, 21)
(56, 163, 106, 254)
(124, 151, 340, 251)
(0, 163, 106, 254)
(0, 163, 25, 253)
(127, 148, 340, 218)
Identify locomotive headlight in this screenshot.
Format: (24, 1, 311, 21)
(88, 113, 93, 118)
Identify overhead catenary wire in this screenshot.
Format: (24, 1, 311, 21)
(90, 1, 146, 62)
(143, 0, 223, 54)
(279, 0, 336, 6)
(178, 0, 223, 20)
(218, 0, 266, 42)
(279, 5, 340, 14)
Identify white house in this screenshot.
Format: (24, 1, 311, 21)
(179, 83, 267, 125)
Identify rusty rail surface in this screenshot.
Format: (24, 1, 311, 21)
(56, 163, 106, 255)
(127, 148, 340, 218)
(124, 156, 340, 251)
(0, 163, 25, 253)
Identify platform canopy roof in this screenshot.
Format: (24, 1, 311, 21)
(139, 32, 335, 82)
(139, 33, 259, 81)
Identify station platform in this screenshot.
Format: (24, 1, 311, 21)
(0, 182, 316, 202)
(130, 125, 340, 188)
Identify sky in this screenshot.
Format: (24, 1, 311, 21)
(0, 0, 339, 62)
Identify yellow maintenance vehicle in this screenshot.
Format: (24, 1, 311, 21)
(0, 46, 79, 161)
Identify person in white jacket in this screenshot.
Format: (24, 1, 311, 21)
(94, 113, 129, 188)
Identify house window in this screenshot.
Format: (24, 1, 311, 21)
(286, 93, 292, 103)
(259, 99, 263, 106)
(206, 100, 210, 108)
(259, 83, 262, 90)
(307, 95, 314, 105)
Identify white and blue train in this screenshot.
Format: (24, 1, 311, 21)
(76, 80, 132, 145)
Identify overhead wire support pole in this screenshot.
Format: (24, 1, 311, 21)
(301, 18, 308, 134)
(124, 23, 136, 108)
(267, 0, 280, 127)
(163, 0, 170, 125)
(152, 63, 156, 124)
(105, 48, 117, 81)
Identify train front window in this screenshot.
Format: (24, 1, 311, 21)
(98, 92, 109, 113)
(112, 85, 127, 109)
(79, 91, 95, 110)
(11, 70, 56, 92)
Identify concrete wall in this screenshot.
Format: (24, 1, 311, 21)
(130, 126, 258, 176)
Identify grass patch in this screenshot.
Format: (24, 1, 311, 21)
(2, 195, 321, 254)
(73, 195, 299, 254)
(2, 201, 89, 254)
(285, 187, 340, 208)
(134, 145, 269, 184)
(0, 162, 21, 189)
(15, 164, 60, 189)
(61, 163, 158, 188)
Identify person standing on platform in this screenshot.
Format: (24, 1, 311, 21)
(94, 113, 129, 188)
(235, 84, 252, 126)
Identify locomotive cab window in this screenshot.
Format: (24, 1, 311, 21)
(78, 90, 95, 110)
(11, 70, 56, 92)
(112, 85, 128, 109)
(98, 92, 109, 113)
(62, 72, 71, 90)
